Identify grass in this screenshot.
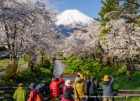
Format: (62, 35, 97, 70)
(0, 59, 9, 69)
(126, 97, 140, 101)
(0, 58, 28, 70)
(18, 57, 28, 65)
(114, 72, 140, 90)
(111, 97, 140, 101)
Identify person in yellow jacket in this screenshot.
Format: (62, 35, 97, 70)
(13, 83, 26, 101)
(74, 73, 86, 101)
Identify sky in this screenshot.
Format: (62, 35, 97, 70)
(51, 0, 102, 18)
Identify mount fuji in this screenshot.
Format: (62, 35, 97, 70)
(56, 9, 95, 26)
(56, 9, 95, 37)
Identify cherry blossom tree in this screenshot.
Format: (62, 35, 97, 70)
(0, 0, 59, 75)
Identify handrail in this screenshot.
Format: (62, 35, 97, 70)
(0, 86, 140, 100)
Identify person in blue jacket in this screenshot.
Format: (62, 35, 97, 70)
(101, 75, 114, 101)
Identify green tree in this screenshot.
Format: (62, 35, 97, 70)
(99, 0, 119, 25)
(63, 55, 128, 79)
(123, 0, 139, 14)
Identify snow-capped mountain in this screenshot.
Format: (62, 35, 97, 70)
(56, 9, 95, 26)
(16, 0, 33, 4)
(55, 9, 96, 37)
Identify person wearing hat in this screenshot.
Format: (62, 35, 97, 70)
(37, 81, 50, 98)
(74, 74, 86, 101)
(13, 83, 26, 101)
(49, 77, 61, 101)
(27, 83, 36, 101)
(101, 75, 114, 101)
(61, 80, 74, 101)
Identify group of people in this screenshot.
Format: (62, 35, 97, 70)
(13, 73, 114, 101)
(49, 73, 114, 101)
(13, 82, 49, 101)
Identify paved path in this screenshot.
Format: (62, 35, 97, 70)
(53, 60, 65, 77)
(52, 59, 76, 81)
(63, 73, 76, 81)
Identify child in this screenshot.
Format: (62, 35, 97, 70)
(13, 83, 26, 101)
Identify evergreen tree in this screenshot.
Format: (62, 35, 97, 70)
(123, 0, 139, 14)
(99, 0, 119, 25)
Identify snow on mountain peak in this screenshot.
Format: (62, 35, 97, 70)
(56, 9, 95, 26)
(16, 0, 33, 4)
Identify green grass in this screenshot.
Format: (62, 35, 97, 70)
(112, 96, 140, 101)
(18, 57, 28, 65)
(0, 58, 28, 71)
(0, 59, 9, 69)
(126, 97, 140, 101)
(114, 72, 140, 90)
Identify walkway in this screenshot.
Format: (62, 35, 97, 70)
(53, 59, 65, 77)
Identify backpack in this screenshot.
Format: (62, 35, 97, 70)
(27, 90, 38, 101)
(36, 94, 43, 101)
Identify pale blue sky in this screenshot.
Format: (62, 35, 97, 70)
(52, 0, 101, 18)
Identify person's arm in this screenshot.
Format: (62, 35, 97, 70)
(24, 89, 27, 100)
(13, 90, 17, 100)
(110, 76, 114, 85)
(27, 91, 33, 101)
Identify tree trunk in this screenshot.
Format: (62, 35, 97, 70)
(127, 63, 134, 80)
(41, 51, 45, 64)
(28, 53, 37, 72)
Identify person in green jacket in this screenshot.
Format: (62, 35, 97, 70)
(13, 83, 26, 101)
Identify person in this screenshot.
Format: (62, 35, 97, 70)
(13, 83, 26, 101)
(74, 73, 80, 83)
(85, 76, 94, 101)
(38, 81, 50, 98)
(49, 77, 61, 101)
(101, 75, 114, 101)
(35, 85, 43, 101)
(85, 77, 91, 96)
(74, 73, 86, 101)
(61, 80, 74, 101)
(89, 78, 100, 101)
(27, 83, 38, 101)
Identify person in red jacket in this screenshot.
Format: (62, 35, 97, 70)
(27, 83, 38, 101)
(49, 77, 60, 101)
